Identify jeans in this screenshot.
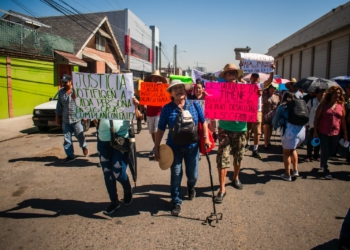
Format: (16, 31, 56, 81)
(306, 128, 320, 159)
(62, 121, 87, 157)
(319, 133, 340, 174)
(98, 139, 131, 203)
(170, 144, 199, 206)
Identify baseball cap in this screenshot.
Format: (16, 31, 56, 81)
(61, 74, 72, 83)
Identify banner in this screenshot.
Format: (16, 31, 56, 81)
(240, 53, 274, 73)
(72, 72, 135, 120)
(139, 82, 171, 106)
(205, 82, 259, 122)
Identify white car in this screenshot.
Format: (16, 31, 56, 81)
(32, 90, 92, 132)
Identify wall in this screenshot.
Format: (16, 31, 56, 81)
(0, 57, 8, 119)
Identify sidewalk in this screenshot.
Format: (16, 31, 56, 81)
(0, 115, 38, 142)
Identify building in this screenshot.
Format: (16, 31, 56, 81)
(267, 2, 350, 80)
(93, 9, 160, 79)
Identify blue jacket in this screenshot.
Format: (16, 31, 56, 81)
(272, 104, 288, 131)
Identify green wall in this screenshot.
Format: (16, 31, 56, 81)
(11, 58, 57, 117)
(0, 57, 8, 119)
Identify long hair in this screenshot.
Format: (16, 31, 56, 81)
(281, 91, 295, 106)
(322, 85, 344, 105)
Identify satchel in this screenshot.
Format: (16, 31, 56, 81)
(109, 120, 130, 152)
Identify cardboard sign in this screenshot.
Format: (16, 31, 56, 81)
(72, 72, 135, 120)
(204, 82, 259, 122)
(240, 53, 274, 73)
(139, 82, 171, 106)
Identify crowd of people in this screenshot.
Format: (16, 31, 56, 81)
(55, 65, 349, 217)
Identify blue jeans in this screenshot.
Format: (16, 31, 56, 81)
(170, 144, 199, 206)
(319, 133, 340, 174)
(62, 121, 87, 157)
(97, 139, 131, 203)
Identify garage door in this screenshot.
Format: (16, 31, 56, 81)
(301, 48, 312, 78)
(313, 43, 327, 78)
(291, 52, 300, 80)
(276, 59, 283, 77)
(329, 35, 349, 78)
(282, 55, 290, 79)
(11, 58, 56, 117)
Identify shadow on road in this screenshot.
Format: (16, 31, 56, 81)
(8, 156, 99, 168)
(0, 198, 108, 220)
(310, 238, 339, 249)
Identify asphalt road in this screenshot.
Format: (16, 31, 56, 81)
(0, 123, 349, 250)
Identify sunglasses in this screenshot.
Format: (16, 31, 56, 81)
(225, 71, 237, 76)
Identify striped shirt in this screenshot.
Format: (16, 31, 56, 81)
(55, 88, 80, 124)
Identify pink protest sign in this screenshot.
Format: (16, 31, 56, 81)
(204, 82, 259, 122)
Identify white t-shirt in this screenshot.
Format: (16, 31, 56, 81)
(254, 82, 264, 112)
(306, 98, 320, 128)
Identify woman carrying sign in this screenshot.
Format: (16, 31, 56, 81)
(154, 80, 211, 216)
(262, 81, 280, 150)
(98, 97, 141, 215)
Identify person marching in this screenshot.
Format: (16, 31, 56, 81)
(55, 74, 88, 164)
(154, 80, 211, 216)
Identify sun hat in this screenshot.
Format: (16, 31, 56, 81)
(286, 78, 297, 90)
(159, 144, 174, 170)
(61, 74, 72, 82)
(311, 138, 320, 147)
(166, 79, 193, 92)
(218, 63, 243, 78)
(144, 70, 168, 83)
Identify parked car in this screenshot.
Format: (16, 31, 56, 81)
(32, 89, 91, 132)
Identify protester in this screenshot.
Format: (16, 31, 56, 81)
(154, 80, 211, 216)
(314, 86, 348, 180)
(272, 92, 305, 181)
(344, 82, 350, 163)
(98, 97, 140, 215)
(140, 70, 168, 158)
(262, 81, 280, 150)
(285, 78, 297, 93)
(305, 87, 325, 162)
(188, 81, 205, 100)
(55, 74, 88, 164)
(214, 63, 258, 203)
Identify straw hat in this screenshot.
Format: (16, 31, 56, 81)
(286, 78, 297, 90)
(159, 144, 174, 170)
(144, 70, 167, 83)
(166, 79, 193, 92)
(219, 63, 243, 78)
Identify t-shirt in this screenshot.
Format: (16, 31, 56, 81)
(256, 82, 264, 111)
(306, 98, 320, 128)
(98, 119, 129, 141)
(218, 81, 247, 132)
(146, 105, 162, 117)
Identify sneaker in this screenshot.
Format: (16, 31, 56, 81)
(171, 204, 181, 216)
(233, 179, 243, 190)
(103, 201, 120, 215)
(244, 144, 250, 152)
(83, 147, 89, 156)
(281, 173, 291, 181)
(188, 188, 196, 200)
(291, 170, 299, 177)
(62, 156, 75, 164)
(124, 191, 133, 205)
(325, 174, 332, 180)
(252, 150, 262, 159)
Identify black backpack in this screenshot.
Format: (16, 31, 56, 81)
(286, 99, 309, 126)
(170, 101, 198, 145)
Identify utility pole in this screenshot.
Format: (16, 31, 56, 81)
(173, 44, 177, 75)
(159, 41, 161, 71)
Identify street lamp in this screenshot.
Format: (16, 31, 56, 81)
(173, 44, 187, 74)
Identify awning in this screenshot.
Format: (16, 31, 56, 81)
(54, 50, 87, 67)
(82, 48, 119, 73)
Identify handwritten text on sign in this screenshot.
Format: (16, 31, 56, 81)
(139, 82, 171, 106)
(205, 82, 259, 122)
(240, 53, 274, 73)
(72, 72, 135, 120)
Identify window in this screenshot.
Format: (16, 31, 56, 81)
(96, 36, 105, 52)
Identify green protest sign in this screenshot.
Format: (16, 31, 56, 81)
(72, 72, 135, 120)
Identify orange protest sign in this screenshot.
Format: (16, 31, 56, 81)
(139, 82, 171, 106)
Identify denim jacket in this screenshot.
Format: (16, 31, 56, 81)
(272, 104, 288, 131)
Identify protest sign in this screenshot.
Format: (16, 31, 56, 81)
(139, 82, 171, 106)
(240, 53, 274, 73)
(204, 82, 259, 122)
(72, 72, 135, 120)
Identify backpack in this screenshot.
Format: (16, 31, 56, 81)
(286, 99, 309, 126)
(171, 101, 198, 145)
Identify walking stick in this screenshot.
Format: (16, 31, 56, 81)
(202, 146, 223, 227)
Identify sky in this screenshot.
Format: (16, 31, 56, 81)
(1, 0, 349, 72)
